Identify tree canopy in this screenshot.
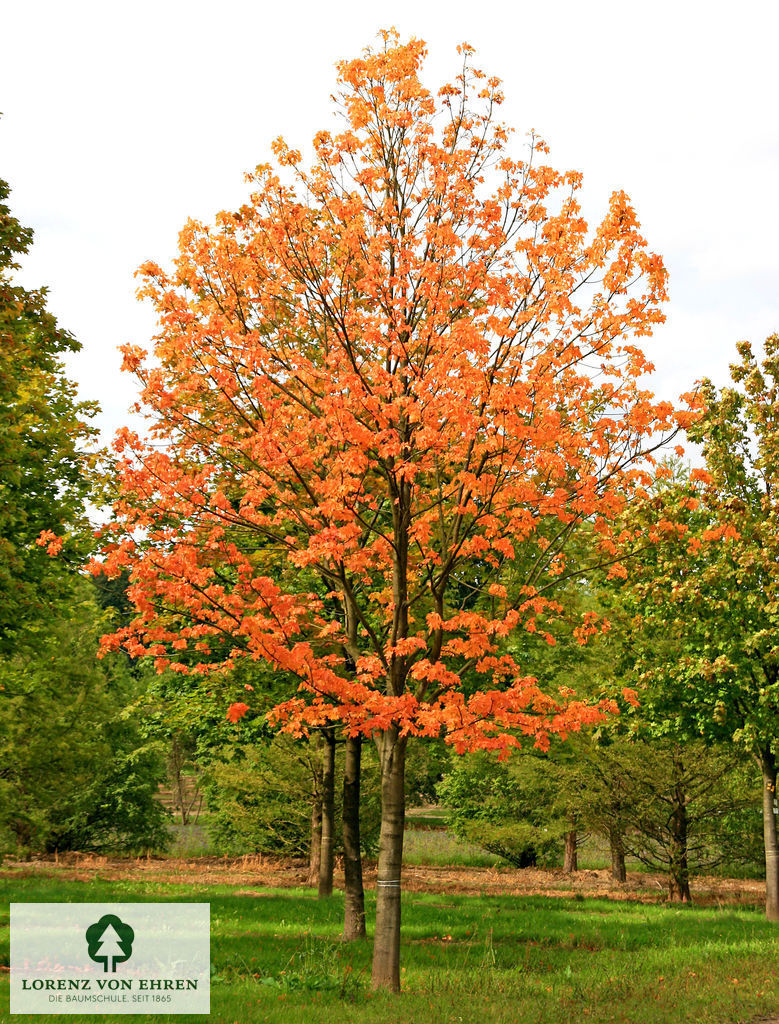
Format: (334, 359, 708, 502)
(100, 35, 688, 751)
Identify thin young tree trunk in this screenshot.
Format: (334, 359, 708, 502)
(169, 734, 189, 825)
(563, 828, 578, 873)
(760, 748, 779, 922)
(318, 727, 336, 899)
(308, 789, 322, 888)
(307, 733, 323, 887)
(371, 728, 407, 992)
(342, 734, 366, 940)
(184, 772, 202, 825)
(609, 827, 627, 883)
(308, 798, 323, 886)
(668, 756, 691, 903)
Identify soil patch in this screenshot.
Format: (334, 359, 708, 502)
(0, 854, 766, 907)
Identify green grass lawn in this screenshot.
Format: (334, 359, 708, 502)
(1, 871, 777, 1024)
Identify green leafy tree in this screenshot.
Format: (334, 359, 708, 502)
(438, 748, 567, 867)
(616, 738, 761, 899)
(204, 732, 382, 859)
(0, 581, 170, 855)
(0, 178, 97, 650)
(0, 180, 166, 858)
(616, 337, 779, 919)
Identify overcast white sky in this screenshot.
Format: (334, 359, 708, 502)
(2, 0, 778, 446)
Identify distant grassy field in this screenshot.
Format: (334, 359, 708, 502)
(164, 807, 764, 880)
(1, 870, 777, 1024)
(402, 821, 504, 867)
(166, 807, 646, 871)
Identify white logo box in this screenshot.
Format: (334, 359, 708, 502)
(10, 903, 210, 1015)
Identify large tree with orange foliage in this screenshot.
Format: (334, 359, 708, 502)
(98, 33, 690, 989)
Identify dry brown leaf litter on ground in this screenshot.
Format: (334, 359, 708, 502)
(0, 855, 766, 907)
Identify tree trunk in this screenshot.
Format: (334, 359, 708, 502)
(760, 748, 779, 922)
(169, 734, 189, 825)
(668, 871, 691, 902)
(342, 734, 366, 940)
(318, 727, 336, 899)
(609, 828, 627, 883)
(668, 758, 691, 903)
(371, 728, 407, 992)
(563, 828, 578, 873)
(307, 783, 322, 888)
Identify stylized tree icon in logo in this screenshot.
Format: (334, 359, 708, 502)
(85, 914, 134, 973)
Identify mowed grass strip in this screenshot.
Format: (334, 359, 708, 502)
(0, 873, 777, 1024)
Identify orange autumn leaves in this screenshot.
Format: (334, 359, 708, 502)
(96, 32, 693, 754)
(226, 702, 250, 724)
